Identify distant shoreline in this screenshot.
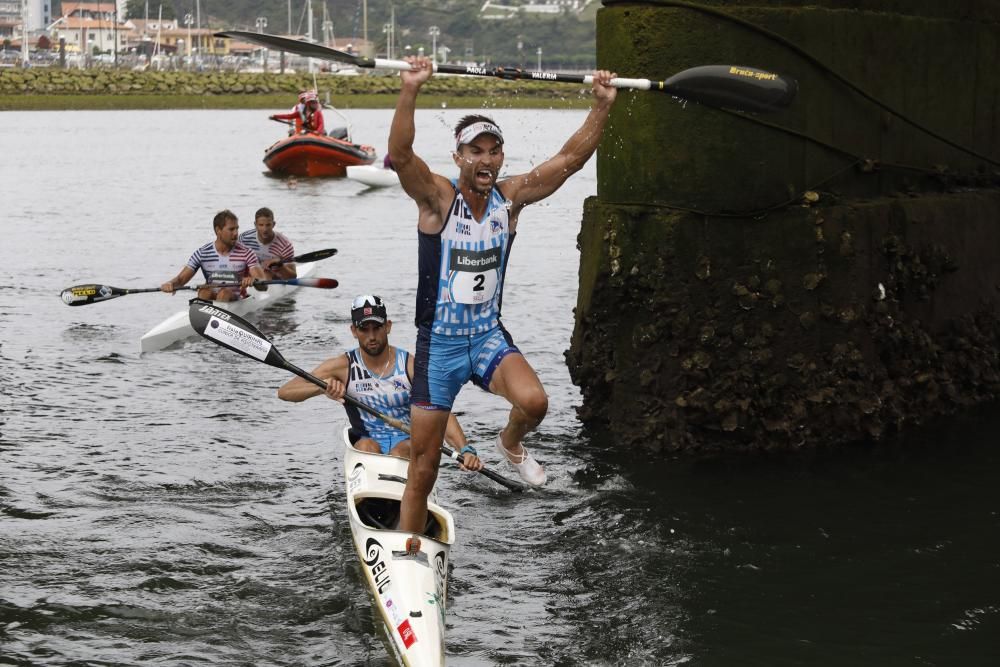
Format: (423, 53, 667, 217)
(0, 69, 595, 111)
(0, 93, 593, 111)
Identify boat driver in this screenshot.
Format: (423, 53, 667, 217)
(270, 89, 326, 136)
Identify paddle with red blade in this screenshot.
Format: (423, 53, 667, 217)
(215, 30, 796, 113)
(187, 299, 528, 492)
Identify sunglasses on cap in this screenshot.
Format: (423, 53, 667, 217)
(352, 295, 384, 310)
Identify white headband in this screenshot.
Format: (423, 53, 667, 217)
(455, 122, 504, 150)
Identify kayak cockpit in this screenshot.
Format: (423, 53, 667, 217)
(355, 496, 450, 542)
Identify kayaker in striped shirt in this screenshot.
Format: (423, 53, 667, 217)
(160, 209, 267, 302)
(240, 207, 297, 280)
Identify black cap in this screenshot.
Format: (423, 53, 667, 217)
(351, 295, 387, 326)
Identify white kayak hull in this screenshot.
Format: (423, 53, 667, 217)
(347, 165, 400, 188)
(139, 262, 317, 353)
(343, 427, 454, 667)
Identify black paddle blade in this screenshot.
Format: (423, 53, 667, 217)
(188, 299, 291, 370)
(215, 31, 365, 66)
(289, 247, 338, 264)
(61, 284, 127, 306)
(663, 65, 797, 113)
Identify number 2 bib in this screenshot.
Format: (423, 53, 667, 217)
(447, 247, 501, 304)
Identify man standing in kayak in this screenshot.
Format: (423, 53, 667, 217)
(240, 207, 297, 280)
(160, 209, 267, 302)
(277, 295, 482, 470)
(388, 56, 618, 544)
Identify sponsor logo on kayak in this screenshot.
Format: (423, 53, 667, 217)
(364, 537, 391, 594)
(385, 595, 404, 625)
(348, 463, 365, 494)
(397, 619, 417, 648)
(434, 551, 447, 624)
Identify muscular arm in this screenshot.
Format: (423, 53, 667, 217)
(503, 70, 618, 217)
(387, 56, 453, 234)
(161, 265, 196, 293)
(277, 355, 349, 402)
(442, 414, 467, 449)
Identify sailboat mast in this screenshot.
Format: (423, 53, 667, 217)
(306, 1, 314, 72)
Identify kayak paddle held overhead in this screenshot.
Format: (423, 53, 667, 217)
(215, 30, 797, 113)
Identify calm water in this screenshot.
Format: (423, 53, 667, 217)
(1, 108, 998, 666)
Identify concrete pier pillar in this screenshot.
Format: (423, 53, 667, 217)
(568, 1, 1000, 451)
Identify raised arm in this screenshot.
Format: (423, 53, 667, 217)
(387, 56, 453, 234)
(504, 70, 618, 213)
(277, 354, 349, 402)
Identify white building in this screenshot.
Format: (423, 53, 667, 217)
(28, 0, 55, 31)
(48, 1, 127, 52)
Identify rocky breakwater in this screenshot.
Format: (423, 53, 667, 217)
(0, 68, 582, 100)
(567, 1, 1000, 452)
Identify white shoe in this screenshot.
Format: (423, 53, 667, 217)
(496, 434, 547, 487)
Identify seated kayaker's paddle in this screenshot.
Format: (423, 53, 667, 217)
(272, 247, 338, 266)
(61, 248, 338, 306)
(187, 298, 528, 492)
(60, 277, 338, 306)
(216, 30, 796, 113)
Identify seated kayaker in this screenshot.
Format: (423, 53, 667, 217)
(277, 295, 483, 471)
(269, 89, 325, 136)
(240, 207, 296, 279)
(160, 209, 267, 302)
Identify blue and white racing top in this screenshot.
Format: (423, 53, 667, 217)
(344, 347, 411, 449)
(415, 180, 514, 336)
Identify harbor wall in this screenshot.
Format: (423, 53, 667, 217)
(568, 1, 1000, 451)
